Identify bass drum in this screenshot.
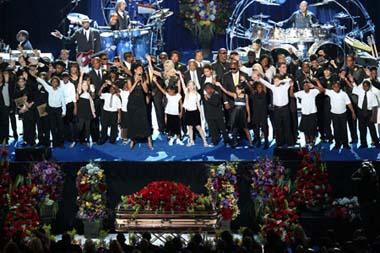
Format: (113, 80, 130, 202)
(308, 41, 344, 65)
(270, 44, 299, 63)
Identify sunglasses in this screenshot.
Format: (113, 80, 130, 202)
(101, 58, 108, 61)
(230, 68, 238, 71)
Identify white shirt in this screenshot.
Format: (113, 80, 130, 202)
(294, 89, 319, 115)
(264, 66, 277, 83)
(190, 70, 201, 90)
(84, 29, 90, 41)
(352, 86, 378, 110)
(120, 90, 130, 112)
(204, 76, 213, 84)
(260, 78, 290, 107)
(100, 93, 121, 112)
(232, 72, 240, 86)
(61, 80, 77, 104)
(325, 89, 351, 114)
(37, 78, 66, 115)
(2, 83, 10, 107)
(183, 91, 200, 111)
(124, 61, 132, 70)
(165, 93, 182, 115)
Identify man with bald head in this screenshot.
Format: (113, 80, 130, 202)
(278, 1, 318, 29)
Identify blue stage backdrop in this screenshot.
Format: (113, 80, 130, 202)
(0, 0, 379, 57)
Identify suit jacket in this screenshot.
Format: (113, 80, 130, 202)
(212, 61, 230, 82)
(221, 71, 249, 105)
(184, 69, 203, 91)
(110, 11, 130, 30)
(89, 69, 107, 95)
(19, 40, 33, 50)
(64, 28, 101, 53)
(204, 90, 224, 120)
(255, 48, 271, 61)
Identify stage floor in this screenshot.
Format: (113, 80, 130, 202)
(6, 131, 380, 162)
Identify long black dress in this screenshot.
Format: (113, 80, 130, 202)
(127, 84, 151, 139)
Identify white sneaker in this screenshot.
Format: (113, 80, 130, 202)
(70, 142, 76, 148)
(87, 142, 93, 148)
(204, 143, 210, 147)
(186, 141, 194, 147)
(176, 139, 184, 145)
(168, 137, 175, 146)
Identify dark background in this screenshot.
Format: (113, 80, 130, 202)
(0, 0, 379, 57)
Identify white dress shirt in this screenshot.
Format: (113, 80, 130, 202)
(260, 78, 290, 107)
(294, 89, 319, 115)
(100, 93, 121, 112)
(37, 78, 66, 115)
(61, 81, 77, 104)
(119, 90, 130, 112)
(352, 86, 378, 110)
(325, 89, 351, 114)
(2, 83, 10, 107)
(190, 70, 201, 90)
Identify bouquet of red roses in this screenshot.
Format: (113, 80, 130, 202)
(3, 204, 40, 239)
(292, 151, 332, 210)
(0, 147, 11, 207)
(121, 181, 212, 213)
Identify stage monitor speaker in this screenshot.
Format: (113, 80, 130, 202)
(273, 147, 307, 161)
(15, 146, 52, 161)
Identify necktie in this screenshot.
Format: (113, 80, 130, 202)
(233, 74, 239, 86)
(363, 91, 368, 112)
(97, 70, 101, 79)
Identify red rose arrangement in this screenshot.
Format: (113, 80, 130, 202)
(3, 204, 40, 239)
(120, 181, 212, 213)
(0, 146, 11, 207)
(292, 151, 332, 210)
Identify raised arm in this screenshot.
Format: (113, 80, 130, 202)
(259, 78, 274, 91)
(245, 94, 251, 123)
(214, 82, 237, 99)
(36, 77, 53, 93)
(152, 76, 167, 95)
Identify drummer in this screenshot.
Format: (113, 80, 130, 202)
(110, 0, 130, 30)
(277, 1, 318, 29)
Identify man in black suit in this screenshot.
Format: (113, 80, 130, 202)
(250, 39, 270, 62)
(170, 51, 187, 73)
(221, 60, 248, 126)
(88, 57, 106, 143)
(0, 72, 14, 144)
(212, 48, 230, 82)
(16, 30, 33, 50)
(52, 17, 101, 53)
(184, 59, 203, 92)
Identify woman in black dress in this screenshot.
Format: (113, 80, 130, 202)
(250, 82, 269, 149)
(127, 64, 153, 149)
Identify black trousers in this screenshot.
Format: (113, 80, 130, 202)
(22, 109, 37, 145)
(273, 106, 292, 146)
(316, 96, 333, 140)
(63, 102, 75, 142)
(152, 91, 165, 133)
(253, 120, 269, 142)
(0, 106, 9, 143)
(347, 105, 358, 142)
(207, 117, 229, 145)
(77, 118, 91, 142)
(47, 106, 64, 146)
(289, 97, 298, 142)
(9, 109, 17, 138)
(100, 110, 118, 143)
(331, 112, 348, 147)
(36, 113, 50, 146)
(90, 98, 101, 142)
(358, 109, 379, 145)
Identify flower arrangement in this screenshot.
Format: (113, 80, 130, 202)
(206, 163, 239, 220)
(30, 161, 64, 203)
(328, 196, 360, 222)
(0, 146, 11, 207)
(119, 181, 212, 213)
(3, 204, 40, 239)
(292, 151, 332, 210)
(76, 163, 107, 221)
(179, 0, 231, 48)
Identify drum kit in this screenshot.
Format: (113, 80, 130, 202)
(66, 1, 173, 63)
(227, 0, 378, 64)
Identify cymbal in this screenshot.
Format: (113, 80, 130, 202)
(251, 13, 270, 19)
(344, 36, 372, 52)
(67, 13, 90, 24)
(257, 0, 280, 6)
(150, 8, 173, 20)
(320, 24, 334, 30)
(334, 12, 350, 19)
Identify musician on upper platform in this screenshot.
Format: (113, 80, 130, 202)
(277, 1, 318, 29)
(51, 17, 101, 54)
(110, 0, 130, 30)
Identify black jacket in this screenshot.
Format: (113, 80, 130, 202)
(63, 28, 101, 53)
(221, 71, 249, 105)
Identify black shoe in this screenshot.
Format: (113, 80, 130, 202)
(263, 141, 269, 149)
(256, 140, 261, 148)
(343, 144, 350, 149)
(97, 141, 106, 145)
(359, 144, 368, 149)
(375, 143, 380, 149)
(350, 139, 358, 144)
(328, 138, 334, 144)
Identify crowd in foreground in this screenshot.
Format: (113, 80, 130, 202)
(1, 39, 380, 150)
(2, 227, 380, 253)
